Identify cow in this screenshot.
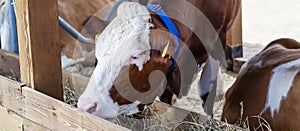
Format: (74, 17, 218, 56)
(59, 0, 117, 70)
(0, 0, 115, 71)
(222, 38, 300, 130)
(77, 0, 241, 119)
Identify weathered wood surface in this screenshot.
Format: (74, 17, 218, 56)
(0, 105, 50, 131)
(0, 106, 23, 131)
(233, 57, 248, 73)
(0, 49, 88, 96)
(0, 49, 20, 81)
(0, 75, 129, 130)
(15, 0, 63, 100)
(62, 70, 89, 95)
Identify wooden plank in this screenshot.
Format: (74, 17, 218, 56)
(22, 118, 51, 131)
(0, 75, 24, 113)
(0, 49, 20, 81)
(0, 76, 129, 130)
(21, 87, 129, 130)
(62, 71, 89, 95)
(0, 105, 49, 131)
(233, 57, 248, 73)
(0, 49, 87, 95)
(15, 0, 63, 100)
(0, 106, 23, 131)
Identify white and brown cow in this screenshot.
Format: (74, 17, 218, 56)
(222, 38, 300, 130)
(78, 0, 240, 119)
(58, 0, 116, 69)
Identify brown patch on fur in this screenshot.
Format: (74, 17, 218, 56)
(81, 16, 110, 40)
(110, 50, 172, 106)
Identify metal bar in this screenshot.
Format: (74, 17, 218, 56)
(58, 16, 94, 44)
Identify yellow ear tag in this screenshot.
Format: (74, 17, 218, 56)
(95, 33, 101, 42)
(161, 41, 170, 57)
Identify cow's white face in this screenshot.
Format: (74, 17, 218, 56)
(77, 2, 153, 119)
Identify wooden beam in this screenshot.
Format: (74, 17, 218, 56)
(0, 76, 129, 130)
(233, 57, 247, 73)
(15, 0, 63, 100)
(0, 49, 20, 81)
(22, 118, 51, 131)
(0, 106, 23, 131)
(0, 105, 50, 131)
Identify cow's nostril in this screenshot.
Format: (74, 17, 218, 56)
(78, 101, 98, 113)
(86, 103, 97, 113)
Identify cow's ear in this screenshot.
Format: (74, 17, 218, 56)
(80, 16, 110, 39)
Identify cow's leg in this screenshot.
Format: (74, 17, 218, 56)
(159, 87, 174, 105)
(198, 55, 221, 116)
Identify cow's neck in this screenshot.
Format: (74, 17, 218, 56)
(150, 14, 201, 98)
(150, 14, 206, 65)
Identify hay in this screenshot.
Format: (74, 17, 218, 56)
(173, 119, 245, 131)
(62, 83, 247, 130)
(63, 86, 78, 107)
(115, 102, 246, 131)
(61, 71, 248, 131)
(115, 112, 246, 131)
(63, 78, 78, 107)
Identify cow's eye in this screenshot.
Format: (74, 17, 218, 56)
(131, 56, 138, 59)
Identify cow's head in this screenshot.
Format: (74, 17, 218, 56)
(77, 2, 179, 119)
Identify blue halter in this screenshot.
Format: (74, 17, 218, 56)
(146, 4, 181, 74)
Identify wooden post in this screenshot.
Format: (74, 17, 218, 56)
(15, 0, 63, 100)
(226, 1, 243, 70)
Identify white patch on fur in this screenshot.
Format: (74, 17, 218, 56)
(61, 55, 85, 72)
(198, 56, 221, 97)
(119, 101, 141, 115)
(261, 58, 300, 117)
(130, 53, 149, 71)
(79, 2, 152, 118)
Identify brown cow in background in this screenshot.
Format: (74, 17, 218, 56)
(222, 38, 300, 130)
(58, 0, 115, 71)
